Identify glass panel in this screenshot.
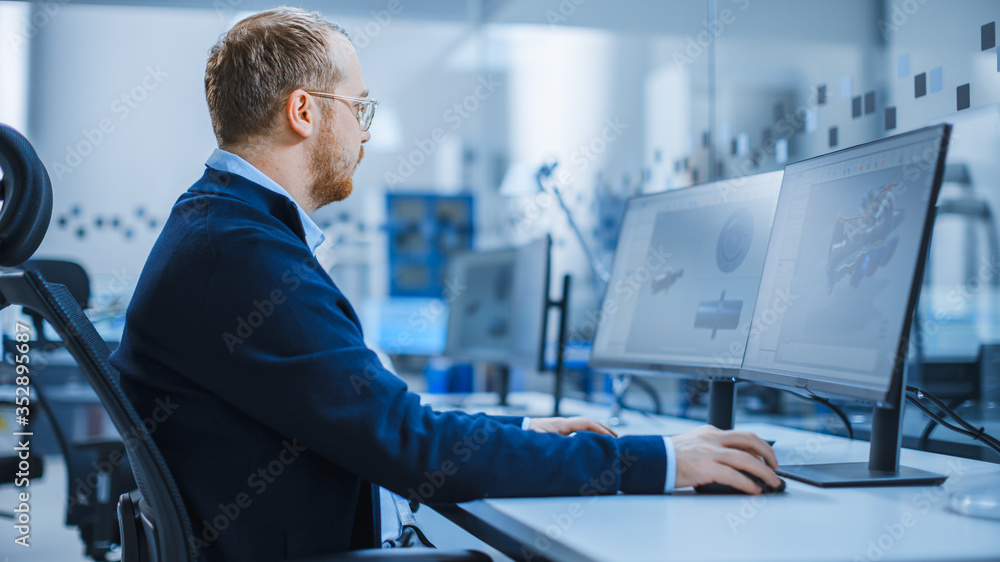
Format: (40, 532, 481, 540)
(713, 0, 1000, 451)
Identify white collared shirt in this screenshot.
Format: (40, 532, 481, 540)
(206, 148, 326, 255)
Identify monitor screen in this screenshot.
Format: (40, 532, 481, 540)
(443, 237, 550, 368)
(741, 125, 950, 403)
(589, 171, 782, 375)
(364, 297, 448, 356)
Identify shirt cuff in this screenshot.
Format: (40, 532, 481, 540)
(663, 436, 677, 493)
(521, 417, 531, 431)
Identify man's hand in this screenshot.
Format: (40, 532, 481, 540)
(671, 425, 780, 494)
(528, 416, 618, 437)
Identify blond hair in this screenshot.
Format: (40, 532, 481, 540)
(205, 7, 350, 147)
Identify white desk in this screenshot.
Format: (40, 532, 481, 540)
(426, 394, 1000, 562)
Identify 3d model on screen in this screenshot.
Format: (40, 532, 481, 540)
(651, 267, 684, 295)
(694, 290, 743, 339)
(716, 207, 754, 273)
(826, 182, 904, 294)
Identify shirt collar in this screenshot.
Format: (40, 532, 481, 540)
(205, 148, 326, 254)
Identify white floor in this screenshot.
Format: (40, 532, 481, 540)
(0, 455, 93, 561)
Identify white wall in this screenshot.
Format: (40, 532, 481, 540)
(26, 3, 228, 284)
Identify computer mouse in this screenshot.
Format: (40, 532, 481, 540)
(694, 471, 787, 495)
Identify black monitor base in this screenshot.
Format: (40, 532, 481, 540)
(777, 462, 947, 488)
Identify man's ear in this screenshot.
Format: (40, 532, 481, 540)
(285, 89, 315, 138)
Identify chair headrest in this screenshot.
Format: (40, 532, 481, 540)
(0, 124, 53, 267)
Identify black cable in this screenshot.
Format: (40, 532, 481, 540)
(626, 377, 663, 416)
(918, 393, 974, 448)
(908, 387, 1000, 450)
(906, 387, 1000, 454)
(909, 386, 982, 434)
(778, 388, 854, 439)
(906, 395, 1000, 453)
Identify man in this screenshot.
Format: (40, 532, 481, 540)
(111, 7, 780, 561)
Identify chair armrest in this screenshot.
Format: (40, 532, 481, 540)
(71, 437, 125, 455)
(0, 454, 43, 484)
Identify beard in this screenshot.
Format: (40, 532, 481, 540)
(307, 114, 364, 209)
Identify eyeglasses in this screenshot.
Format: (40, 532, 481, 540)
(305, 91, 379, 132)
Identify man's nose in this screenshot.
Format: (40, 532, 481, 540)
(361, 129, 371, 144)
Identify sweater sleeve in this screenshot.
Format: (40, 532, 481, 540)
(193, 212, 667, 501)
(487, 415, 525, 427)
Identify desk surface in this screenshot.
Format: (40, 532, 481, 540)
(426, 393, 1000, 562)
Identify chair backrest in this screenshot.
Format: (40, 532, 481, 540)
(0, 270, 197, 561)
(20, 259, 90, 307)
(0, 123, 195, 560)
(18, 259, 91, 345)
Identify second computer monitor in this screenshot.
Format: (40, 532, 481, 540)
(741, 125, 951, 405)
(590, 171, 782, 376)
(443, 237, 550, 369)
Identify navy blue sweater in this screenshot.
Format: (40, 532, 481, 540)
(110, 168, 667, 561)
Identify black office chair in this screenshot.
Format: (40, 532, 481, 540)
(20, 259, 90, 342)
(0, 124, 489, 561)
(1, 126, 135, 559)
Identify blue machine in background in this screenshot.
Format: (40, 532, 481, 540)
(386, 194, 473, 297)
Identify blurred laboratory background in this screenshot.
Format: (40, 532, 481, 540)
(1, 0, 1000, 559)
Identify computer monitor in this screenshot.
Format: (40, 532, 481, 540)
(590, 171, 782, 374)
(443, 237, 551, 370)
(366, 297, 448, 356)
(740, 124, 952, 487)
(589, 171, 782, 427)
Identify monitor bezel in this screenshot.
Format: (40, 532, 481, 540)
(737, 124, 952, 406)
(587, 170, 784, 381)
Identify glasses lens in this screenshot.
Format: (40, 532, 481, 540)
(359, 102, 374, 131)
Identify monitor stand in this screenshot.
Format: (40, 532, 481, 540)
(547, 274, 571, 416)
(491, 364, 516, 408)
(708, 379, 737, 430)
(777, 401, 947, 488)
